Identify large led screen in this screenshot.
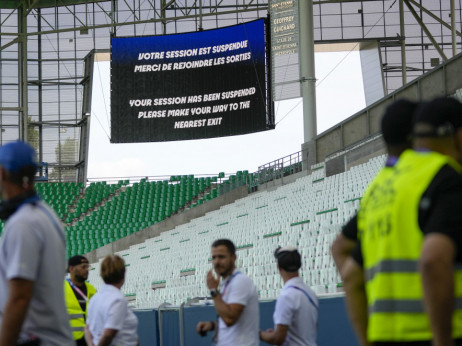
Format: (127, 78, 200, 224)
(111, 19, 273, 143)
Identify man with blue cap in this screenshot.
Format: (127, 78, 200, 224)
(0, 141, 73, 346)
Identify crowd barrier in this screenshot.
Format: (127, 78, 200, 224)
(134, 295, 358, 346)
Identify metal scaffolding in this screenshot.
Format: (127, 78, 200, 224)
(0, 0, 460, 181)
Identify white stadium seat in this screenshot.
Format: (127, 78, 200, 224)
(88, 155, 386, 307)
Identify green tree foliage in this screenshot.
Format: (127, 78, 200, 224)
(49, 137, 78, 182)
(27, 116, 39, 152)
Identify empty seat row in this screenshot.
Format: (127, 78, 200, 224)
(86, 155, 386, 308)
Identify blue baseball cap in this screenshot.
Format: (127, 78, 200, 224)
(0, 141, 37, 172)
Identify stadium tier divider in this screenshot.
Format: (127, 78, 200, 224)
(85, 155, 386, 308)
(66, 181, 124, 222)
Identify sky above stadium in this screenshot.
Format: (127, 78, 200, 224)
(87, 50, 365, 180)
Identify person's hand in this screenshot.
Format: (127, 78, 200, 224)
(206, 269, 219, 290)
(259, 328, 274, 341)
(196, 321, 214, 336)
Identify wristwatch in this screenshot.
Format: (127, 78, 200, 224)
(210, 288, 220, 298)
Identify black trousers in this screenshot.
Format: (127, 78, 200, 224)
(75, 337, 87, 346)
(16, 341, 40, 346)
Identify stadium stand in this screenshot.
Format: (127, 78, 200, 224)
(26, 174, 245, 258)
(67, 180, 126, 222)
(0, 150, 382, 309)
(36, 182, 84, 221)
(0, 182, 84, 238)
(82, 154, 386, 309)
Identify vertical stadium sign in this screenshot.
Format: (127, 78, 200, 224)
(110, 19, 274, 143)
(270, 0, 301, 101)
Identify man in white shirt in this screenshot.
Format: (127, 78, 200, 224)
(196, 239, 259, 346)
(0, 141, 73, 346)
(260, 246, 318, 346)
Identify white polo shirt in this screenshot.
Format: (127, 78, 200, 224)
(273, 277, 318, 346)
(87, 283, 138, 346)
(0, 200, 74, 346)
(217, 269, 259, 346)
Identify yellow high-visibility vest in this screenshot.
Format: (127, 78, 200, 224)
(64, 280, 97, 340)
(358, 149, 462, 342)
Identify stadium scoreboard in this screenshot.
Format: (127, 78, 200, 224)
(111, 19, 274, 143)
(270, 0, 301, 101)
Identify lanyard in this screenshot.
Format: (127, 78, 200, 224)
(221, 271, 241, 296)
(66, 278, 88, 302)
(385, 155, 399, 167)
(287, 285, 318, 310)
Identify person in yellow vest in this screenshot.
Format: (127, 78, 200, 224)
(344, 97, 462, 346)
(331, 99, 417, 346)
(65, 255, 97, 346)
(332, 99, 417, 271)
